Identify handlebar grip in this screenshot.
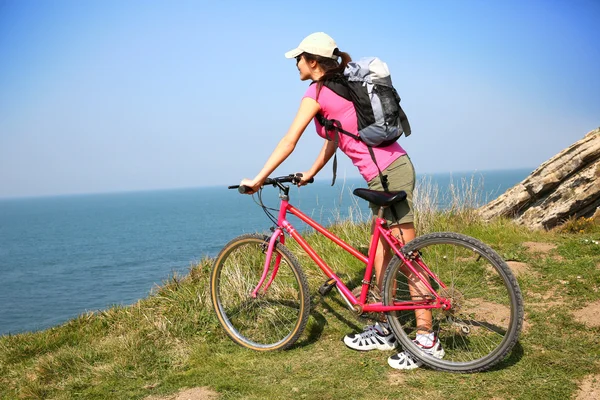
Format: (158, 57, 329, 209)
(228, 184, 251, 193)
(293, 176, 315, 184)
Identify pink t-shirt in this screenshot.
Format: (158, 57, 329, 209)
(303, 84, 407, 182)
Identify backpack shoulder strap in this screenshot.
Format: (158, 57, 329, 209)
(399, 107, 411, 137)
(366, 146, 401, 223)
(314, 118, 353, 187)
(311, 78, 361, 141)
(366, 146, 390, 193)
(321, 79, 352, 101)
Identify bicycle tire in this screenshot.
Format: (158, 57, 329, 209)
(382, 232, 524, 372)
(210, 233, 310, 351)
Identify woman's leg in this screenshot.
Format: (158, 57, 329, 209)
(373, 221, 432, 333)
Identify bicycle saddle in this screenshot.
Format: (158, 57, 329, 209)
(352, 188, 407, 207)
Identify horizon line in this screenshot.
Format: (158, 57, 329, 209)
(0, 166, 536, 201)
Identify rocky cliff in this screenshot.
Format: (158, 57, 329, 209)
(478, 127, 600, 230)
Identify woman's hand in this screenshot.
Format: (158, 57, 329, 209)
(239, 178, 263, 194)
(296, 172, 314, 187)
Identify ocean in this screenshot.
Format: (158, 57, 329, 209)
(0, 169, 531, 336)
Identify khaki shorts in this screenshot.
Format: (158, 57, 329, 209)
(367, 155, 416, 226)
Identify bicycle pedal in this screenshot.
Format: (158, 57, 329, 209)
(318, 278, 337, 296)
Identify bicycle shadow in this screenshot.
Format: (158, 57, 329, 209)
(291, 294, 365, 349)
(420, 336, 524, 372)
(486, 340, 525, 371)
(290, 265, 381, 350)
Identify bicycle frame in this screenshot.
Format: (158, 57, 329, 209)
(252, 194, 449, 314)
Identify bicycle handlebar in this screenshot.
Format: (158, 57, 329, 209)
(228, 174, 315, 193)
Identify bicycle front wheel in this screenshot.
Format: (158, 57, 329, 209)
(382, 232, 524, 372)
(210, 234, 310, 351)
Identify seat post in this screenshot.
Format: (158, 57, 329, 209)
(377, 206, 386, 222)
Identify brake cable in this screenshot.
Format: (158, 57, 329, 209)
(253, 187, 279, 226)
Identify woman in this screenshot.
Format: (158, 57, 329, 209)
(239, 32, 443, 370)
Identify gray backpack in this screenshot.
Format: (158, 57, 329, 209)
(315, 57, 411, 189)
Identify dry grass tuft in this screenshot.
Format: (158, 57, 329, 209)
(414, 173, 487, 233)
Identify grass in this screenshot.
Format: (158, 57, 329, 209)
(1, 179, 600, 399)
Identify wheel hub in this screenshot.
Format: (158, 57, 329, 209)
(438, 287, 464, 315)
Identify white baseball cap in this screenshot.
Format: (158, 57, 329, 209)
(284, 32, 338, 60)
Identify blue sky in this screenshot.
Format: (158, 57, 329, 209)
(0, 0, 598, 198)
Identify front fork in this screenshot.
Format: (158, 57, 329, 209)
(251, 228, 284, 298)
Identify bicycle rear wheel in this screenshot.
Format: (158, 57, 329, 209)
(382, 232, 523, 372)
(211, 233, 310, 351)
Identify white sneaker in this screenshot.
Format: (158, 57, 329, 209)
(387, 335, 445, 370)
(343, 322, 397, 351)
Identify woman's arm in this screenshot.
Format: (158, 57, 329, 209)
(240, 97, 320, 193)
(297, 139, 337, 185)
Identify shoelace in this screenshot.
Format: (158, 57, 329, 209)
(362, 324, 388, 336)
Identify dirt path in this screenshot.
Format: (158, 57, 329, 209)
(573, 300, 600, 328)
(576, 374, 600, 400)
(145, 387, 219, 400)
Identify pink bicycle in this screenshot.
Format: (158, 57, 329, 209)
(210, 174, 523, 372)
